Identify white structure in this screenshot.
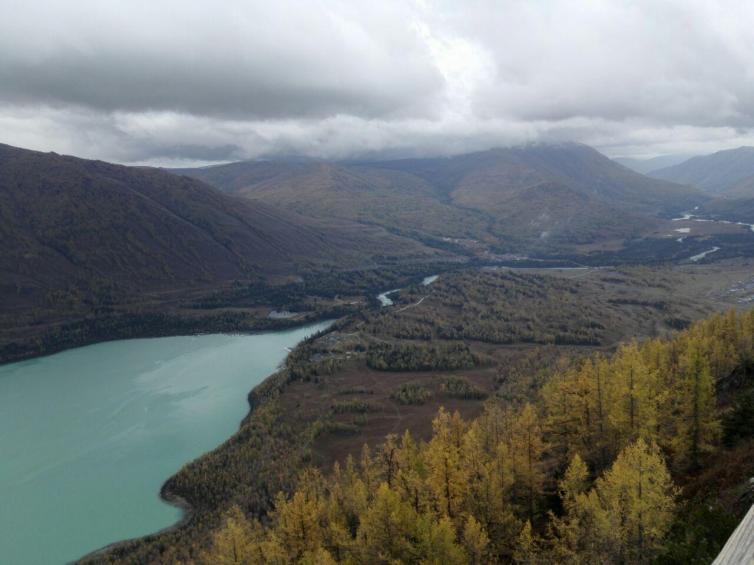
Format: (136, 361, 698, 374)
(714, 502, 754, 564)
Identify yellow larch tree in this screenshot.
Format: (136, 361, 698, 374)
(592, 439, 677, 563)
(508, 403, 546, 524)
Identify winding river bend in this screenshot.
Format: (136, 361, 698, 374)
(671, 209, 754, 262)
(0, 322, 330, 565)
(377, 274, 439, 307)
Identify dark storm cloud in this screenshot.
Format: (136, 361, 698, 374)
(0, 0, 443, 120)
(1, 0, 754, 164)
(0, 57, 436, 120)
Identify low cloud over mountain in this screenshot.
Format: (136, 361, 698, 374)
(2, 1, 754, 165)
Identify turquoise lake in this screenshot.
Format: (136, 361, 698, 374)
(0, 322, 330, 565)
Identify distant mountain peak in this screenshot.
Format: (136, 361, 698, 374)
(649, 146, 754, 195)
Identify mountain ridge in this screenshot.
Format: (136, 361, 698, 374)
(649, 146, 754, 196)
(173, 142, 706, 248)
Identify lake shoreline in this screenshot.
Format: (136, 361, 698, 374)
(75, 491, 194, 564)
(69, 319, 337, 564)
(0, 308, 344, 367)
(8, 246, 733, 368)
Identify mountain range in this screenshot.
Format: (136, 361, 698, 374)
(174, 142, 704, 249)
(0, 141, 715, 360)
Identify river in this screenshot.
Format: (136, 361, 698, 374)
(672, 210, 754, 233)
(671, 210, 754, 262)
(0, 321, 331, 565)
(377, 274, 439, 307)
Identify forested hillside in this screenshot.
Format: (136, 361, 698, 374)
(199, 310, 754, 564)
(0, 144, 442, 362)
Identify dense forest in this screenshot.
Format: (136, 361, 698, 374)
(0, 261, 454, 364)
(362, 268, 705, 349)
(198, 310, 754, 564)
(366, 342, 478, 372)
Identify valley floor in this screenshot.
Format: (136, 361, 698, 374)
(85, 257, 754, 564)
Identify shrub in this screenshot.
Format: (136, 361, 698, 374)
(391, 382, 433, 405)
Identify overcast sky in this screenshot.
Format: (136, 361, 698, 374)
(1, 0, 754, 166)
